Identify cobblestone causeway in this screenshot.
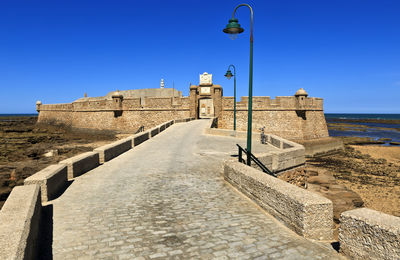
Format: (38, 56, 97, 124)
(51, 120, 344, 259)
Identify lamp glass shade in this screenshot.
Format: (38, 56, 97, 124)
(223, 18, 244, 38)
(224, 70, 233, 80)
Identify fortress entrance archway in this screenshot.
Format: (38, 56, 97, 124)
(198, 98, 214, 118)
(189, 72, 223, 119)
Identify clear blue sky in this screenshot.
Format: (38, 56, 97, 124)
(1, 0, 399, 113)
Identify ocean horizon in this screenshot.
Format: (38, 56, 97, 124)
(325, 113, 400, 120)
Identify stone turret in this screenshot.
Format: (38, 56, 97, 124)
(295, 88, 308, 110)
(36, 101, 42, 112)
(112, 91, 123, 117)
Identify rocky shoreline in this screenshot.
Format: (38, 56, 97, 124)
(279, 118, 400, 239)
(0, 116, 117, 209)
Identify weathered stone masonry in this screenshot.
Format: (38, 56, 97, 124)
(37, 72, 329, 140)
(37, 94, 190, 133)
(218, 93, 329, 140)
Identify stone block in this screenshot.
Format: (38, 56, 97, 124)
(174, 119, 184, 123)
(59, 151, 100, 179)
(286, 148, 305, 158)
(298, 137, 344, 157)
(24, 164, 68, 203)
(160, 124, 166, 131)
(133, 131, 150, 146)
(224, 161, 333, 240)
(270, 137, 281, 148)
(150, 127, 159, 137)
(94, 137, 132, 164)
(293, 156, 306, 166)
(339, 208, 400, 260)
(0, 185, 41, 260)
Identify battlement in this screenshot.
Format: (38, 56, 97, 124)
(39, 97, 190, 112)
(37, 91, 191, 133)
(222, 96, 323, 111)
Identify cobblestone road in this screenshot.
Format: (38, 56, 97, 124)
(51, 120, 344, 259)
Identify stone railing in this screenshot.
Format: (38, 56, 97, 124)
(205, 124, 305, 173)
(0, 185, 41, 259)
(0, 117, 195, 258)
(297, 137, 344, 157)
(224, 161, 333, 240)
(339, 208, 400, 260)
(258, 134, 305, 173)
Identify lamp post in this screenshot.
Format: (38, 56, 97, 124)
(223, 3, 254, 166)
(224, 65, 237, 131)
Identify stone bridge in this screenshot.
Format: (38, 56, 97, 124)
(46, 119, 341, 259)
(1, 119, 347, 259)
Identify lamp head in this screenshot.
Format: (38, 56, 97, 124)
(223, 18, 244, 40)
(224, 69, 233, 80)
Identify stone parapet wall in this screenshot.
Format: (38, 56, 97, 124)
(94, 137, 133, 164)
(339, 208, 400, 260)
(62, 97, 190, 111)
(0, 118, 195, 258)
(297, 137, 344, 157)
(257, 134, 305, 173)
(0, 185, 42, 260)
(59, 152, 100, 180)
(204, 126, 305, 173)
(224, 161, 333, 240)
(24, 164, 68, 203)
(223, 96, 323, 110)
(39, 103, 73, 111)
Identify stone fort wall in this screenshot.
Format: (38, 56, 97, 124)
(218, 95, 329, 140)
(37, 96, 191, 133)
(37, 73, 329, 140)
(37, 93, 329, 140)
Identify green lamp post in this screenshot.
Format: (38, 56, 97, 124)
(223, 4, 254, 166)
(224, 65, 237, 131)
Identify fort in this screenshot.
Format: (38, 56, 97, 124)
(2, 73, 399, 259)
(36, 72, 329, 141)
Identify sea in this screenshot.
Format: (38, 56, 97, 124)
(325, 113, 400, 145)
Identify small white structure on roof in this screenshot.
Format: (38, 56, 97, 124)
(199, 72, 212, 86)
(160, 78, 164, 89)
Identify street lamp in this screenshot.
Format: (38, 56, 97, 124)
(223, 4, 254, 166)
(224, 65, 237, 131)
